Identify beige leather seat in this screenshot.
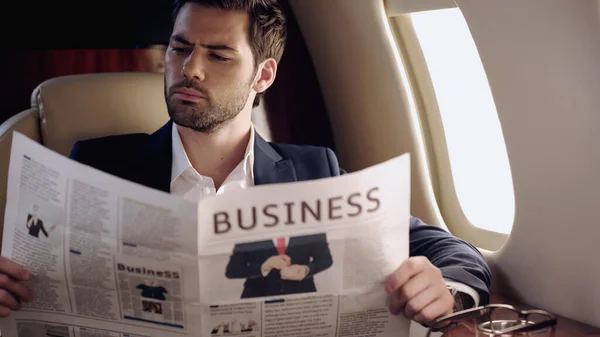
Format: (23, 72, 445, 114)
(0, 72, 169, 233)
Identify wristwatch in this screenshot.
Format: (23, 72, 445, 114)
(447, 285, 475, 312)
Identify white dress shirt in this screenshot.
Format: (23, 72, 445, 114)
(169, 122, 479, 306)
(170, 122, 255, 201)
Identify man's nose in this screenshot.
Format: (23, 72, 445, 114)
(181, 51, 206, 81)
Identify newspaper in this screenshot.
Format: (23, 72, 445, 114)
(0, 131, 412, 337)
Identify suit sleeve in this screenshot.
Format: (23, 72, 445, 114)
(69, 139, 108, 167)
(225, 244, 267, 279)
(325, 148, 344, 176)
(69, 141, 86, 161)
(409, 216, 491, 304)
(40, 221, 48, 238)
(305, 234, 334, 278)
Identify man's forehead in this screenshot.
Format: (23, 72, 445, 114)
(173, 3, 250, 46)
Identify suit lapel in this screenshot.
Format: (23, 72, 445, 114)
(142, 122, 297, 192)
(144, 120, 173, 193)
(253, 133, 297, 186)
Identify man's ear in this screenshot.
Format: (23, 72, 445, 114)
(253, 58, 278, 94)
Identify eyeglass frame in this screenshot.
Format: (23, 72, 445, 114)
(425, 303, 557, 336)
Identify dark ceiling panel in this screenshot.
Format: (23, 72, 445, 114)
(2, 0, 174, 49)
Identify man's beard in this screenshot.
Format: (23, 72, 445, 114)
(165, 77, 251, 134)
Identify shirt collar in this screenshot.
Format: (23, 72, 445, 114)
(170, 122, 255, 184)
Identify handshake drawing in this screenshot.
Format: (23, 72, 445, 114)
(260, 255, 309, 281)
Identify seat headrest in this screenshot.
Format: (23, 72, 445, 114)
(32, 72, 169, 157)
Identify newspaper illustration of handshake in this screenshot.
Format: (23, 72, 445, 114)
(260, 255, 309, 280)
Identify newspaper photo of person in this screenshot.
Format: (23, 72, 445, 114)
(25, 205, 56, 239)
(225, 233, 333, 298)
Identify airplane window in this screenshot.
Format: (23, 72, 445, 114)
(410, 8, 515, 235)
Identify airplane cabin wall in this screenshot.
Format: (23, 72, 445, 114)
(291, 0, 600, 328)
(289, 0, 446, 229)
(456, 0, 600, 327)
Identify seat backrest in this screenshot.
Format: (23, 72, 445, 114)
(1, 72, 169, 238)
(0, 108, 41, 243)
(32, 72, 169, 156)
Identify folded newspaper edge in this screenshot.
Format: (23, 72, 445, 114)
(0, 131, 413, 337)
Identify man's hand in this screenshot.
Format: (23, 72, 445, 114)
(385, 256, 454, 325)
(261, 255, 291, 274)
(280, 264, 308, 280)
(0, 257, 33, 317)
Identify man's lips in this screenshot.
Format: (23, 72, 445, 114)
(173, 88, 206, 103)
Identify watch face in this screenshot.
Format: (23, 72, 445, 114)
(453, 295, 465, 312)
(447, 286, 469, 312)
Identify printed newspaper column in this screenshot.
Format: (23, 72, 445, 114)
(16, 321, 72, 337)
(2, 133, 204, 337)
(16, 319, 153, 337)
(65, 178, 120, 320)
(119, 197, 192, 262)
(337, 290, 410, 337)
(262, 296, 338, 337)
(75, 327, 146, 337)
(9, 153, 71, 314)
(74, 327, 148, 337)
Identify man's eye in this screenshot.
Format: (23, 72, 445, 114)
(170, 46, 187, 53)
(210, 53, 229, 62)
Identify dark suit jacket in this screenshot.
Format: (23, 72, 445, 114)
(136, 284, 168, 301)
(69, 120, 492, 304)
(27, 214, 48, 238)
(225, 233, 333, 298)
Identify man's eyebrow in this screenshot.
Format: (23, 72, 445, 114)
(200, 44, 238, 53)
(171, 35, 192, 45)
(170, 36, 238, 53)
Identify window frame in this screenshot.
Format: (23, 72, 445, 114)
(388, 13, 510, 251)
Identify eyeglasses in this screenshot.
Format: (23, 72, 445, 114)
(425, 304, 557, 336)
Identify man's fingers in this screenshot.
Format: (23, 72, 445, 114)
(280, 265, 304, 280)
(388, 292, 406, 315)
(402, 285, 438, 319)
(0, 274, 32, 302)
(385, 257, 428, 293)
(274, 256, 292, 269)
(395, 271, 431, 304)
(0, 289, 21, 311)
(0, 306, 11, 318)
(413, 293, 455, 325)
(388, 271, 431, 315)
(0, 257, 30, 282)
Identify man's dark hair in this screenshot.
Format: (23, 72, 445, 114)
(172, 0, 287, 107)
